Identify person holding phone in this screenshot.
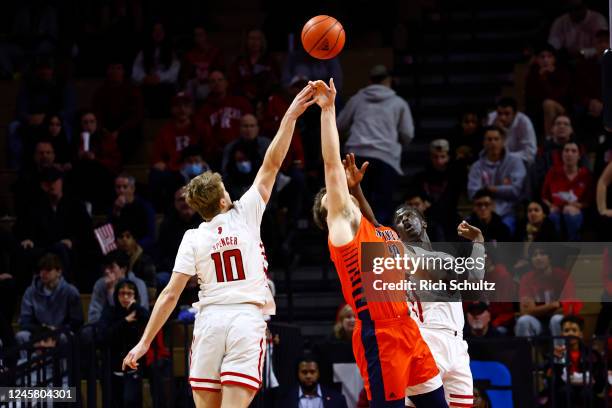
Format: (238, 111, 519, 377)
(98, 279, 149, 408)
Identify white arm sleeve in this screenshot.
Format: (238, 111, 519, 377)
(173, 230, 196, 276)
(235, 185, 266, 229)
(467, 243, 486, 281)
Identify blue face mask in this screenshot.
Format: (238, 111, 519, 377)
(184, 163, 204, 177)
(236, 160, 252, 174)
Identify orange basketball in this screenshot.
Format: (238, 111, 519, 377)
(301, 15, 345, 60)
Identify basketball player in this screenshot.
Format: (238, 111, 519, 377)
(310, 79, 447, 408)
(122, 84, 316, 408)
(342, 154, 483, 408)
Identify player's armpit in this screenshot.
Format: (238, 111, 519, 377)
(327, 204, 359, 246)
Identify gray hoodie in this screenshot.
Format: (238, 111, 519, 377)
(19, 276, 83, 332)
(88, 271, 149, 323)
(337, 84, 414, 174)
(467, 149, 526, 217)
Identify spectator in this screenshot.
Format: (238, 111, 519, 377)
(261, 76, 307, 172)
(516, 200, 558, 243)
(93, 57, 144, 161)
(182, 24, 225, 106)
(525, 43, 571, 137)
(88, 250, 149, 323)
(72, 110, 120, 213)
(411, 139, 464, 241)
(110, 174, 156, 253)
(466, 189, 512, 243)
(515, 245, 577, 337)
(222, 113, 270, 199)
(263, 75, 322, 185)
(229, 28, 281, 104)
(549, 315, 606, 408)
(482, 255, 516, 333)
(13, 167, 93, 285)
(13, 140, 57, 210)
(115, 225, 156, 288)
(596, 161, 612, 240)
(535, 114, 588, 187)
(574, 30, 609, 143)
(276, 355, 349, 408)
(338, 64, 414, 225)
(463, 302, 503, 340)
(8, 58, 76, 169)
(97, 279, 149, 408)
(282, 49, 343, 93)
(15, 254, 83, 346)
(156, 187, 201, 278)
(8, 106, 47, 171)
(453, 109, 484, 166)
(197, 70, 253, 166)
(149, 93, 208, 210)
(542, 141, 593, 241)
(43, 114, 71, 170)
(467, 125, 526, 234)
(132, 21, 180, 117)
(313, 304, 356, 386)
(548, 0, 608, 58)
(487, 98, 537, 164)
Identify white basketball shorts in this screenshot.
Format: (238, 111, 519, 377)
(406, 327, 473, 407)
(188, 304, 267, 392)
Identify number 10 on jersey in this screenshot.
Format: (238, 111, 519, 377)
(212, 249, 246, 282)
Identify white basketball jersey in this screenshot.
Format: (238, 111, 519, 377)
(409, 300, 465, 334)
(173, 186, 275, 315)
(407, 246, 465, 333)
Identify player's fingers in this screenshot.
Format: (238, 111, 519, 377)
(304, 98, 317, 107)
(360, 161, 369, 173)
(330, 78, 337, 93)
(349, 153, 356, 166)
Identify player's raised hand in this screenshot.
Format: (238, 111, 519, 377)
(342, 153, 369, 189)
(309, 78, 337, 109)
(286, 84, 316, 119)
(122, 341, 149, 371)
(457, 221, 484, 243)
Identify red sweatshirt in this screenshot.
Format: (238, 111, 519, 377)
(541, 166, 593, 207)
(262, 93, 305, 170)
(151, 120, 207, 171)
(197, 94, 253, 158)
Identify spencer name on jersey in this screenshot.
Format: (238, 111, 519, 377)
(172, 186, 275, 315)
(212, 236, 239, 251)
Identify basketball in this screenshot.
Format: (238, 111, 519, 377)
(301, 15, 345, 60)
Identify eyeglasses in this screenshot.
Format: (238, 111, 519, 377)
(118, 290, 135, 297)
(474, 201, 491, 208)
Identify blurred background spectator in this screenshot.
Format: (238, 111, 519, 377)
(132, 21, 180, 118)
(338, 64, 414, 225)
(97, 279, 149, 408)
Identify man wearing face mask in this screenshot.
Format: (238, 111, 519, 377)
(222, 114, 270, 199)
(463, 302, 502, 340)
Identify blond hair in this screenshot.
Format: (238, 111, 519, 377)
(312, 187, 327, 230)
(333, 304, 354, 341)
(185, 171, 225, 220)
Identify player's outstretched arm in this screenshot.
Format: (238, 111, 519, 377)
(312, 79, 353, 231)
(343, 153, 380, 226)
(122, 272, 191, 370)
(253, 85, 315, 204)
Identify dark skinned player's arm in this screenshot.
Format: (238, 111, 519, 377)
(349, 183, 380, 227)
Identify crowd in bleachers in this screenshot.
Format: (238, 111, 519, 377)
(0, 0, 611, 406)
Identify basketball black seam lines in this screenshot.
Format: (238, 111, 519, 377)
(308, 21, 339, 54)
(323, 28, 344, 58)
(301, 16, 331, 43)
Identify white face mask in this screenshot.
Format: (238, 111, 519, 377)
(236, 160, 252, 174)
